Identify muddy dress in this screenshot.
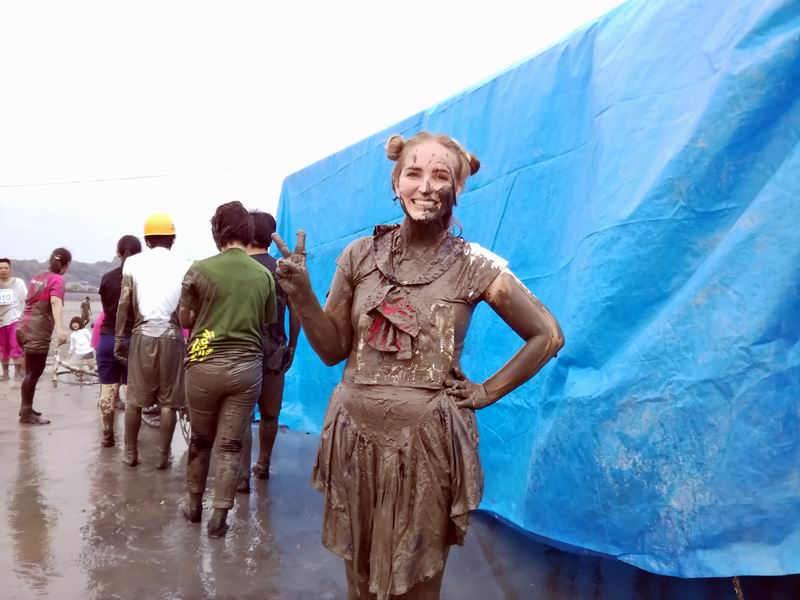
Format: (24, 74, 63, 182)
(312, 225, 506, 598)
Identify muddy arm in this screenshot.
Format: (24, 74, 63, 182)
(285, 268, 353, 366)
(448, 270, 564, 409)
(50, 296, 67, 345)
(481, 271, 564, 402)
(178, 271, 197, 331)
(114, 274, 133, 361)
(285, 301, 301, 368)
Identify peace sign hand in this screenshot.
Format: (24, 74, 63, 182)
(271, 230, 312, 298)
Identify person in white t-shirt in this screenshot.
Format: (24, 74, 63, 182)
(114, 213, 192, 469)
(68, 316, 94, 372)
(0, 258, 29, 381)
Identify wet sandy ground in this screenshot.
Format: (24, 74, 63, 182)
(0, 299, 797, 598)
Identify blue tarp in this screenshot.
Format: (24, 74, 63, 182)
(274, 0, 800, 578)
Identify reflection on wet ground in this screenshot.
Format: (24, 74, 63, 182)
(0, 375, 798, 599)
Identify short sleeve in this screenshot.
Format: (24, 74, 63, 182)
(335, 237, 373, 286)
(14, 278, 27, 306)
(122, 256, 132, 277)
(48, 274, 65, 301)
(460, 243, 509, 303)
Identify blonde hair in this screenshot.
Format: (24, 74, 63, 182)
(386, 132, 480, 193)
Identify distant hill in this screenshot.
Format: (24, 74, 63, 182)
(9, 258, 119, 292)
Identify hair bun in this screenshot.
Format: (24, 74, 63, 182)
(386, 135, 406, 161)
(465, 152, 481, 175)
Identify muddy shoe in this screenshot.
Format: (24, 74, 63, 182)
(19, 414, 50, 425)
(236, 476, 251, 495)
(101, 430, 115, 448)
(182, 493, 203, 523)
(155, 451, 171, 470)
(207, 509, 229, 538)
(252, 462, 270, 480)
(123, 447, 138, 467)
(14, 372, 24, 381)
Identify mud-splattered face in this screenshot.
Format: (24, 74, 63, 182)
(396, 141, 459, 224)
(0, 262, 10, 281)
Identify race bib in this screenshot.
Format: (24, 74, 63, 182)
(0, 289, 12, 306)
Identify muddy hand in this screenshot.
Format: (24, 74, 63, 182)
(271, 230, 312, 297)
(114, 337, 129, 364)
(445, 365, 493, 410)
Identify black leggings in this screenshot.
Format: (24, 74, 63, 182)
(20, 352, 48, 416)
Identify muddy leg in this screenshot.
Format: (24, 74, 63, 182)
(123, 404, 142, 466)
(208, 381, 258, 536)
(253, 371, 284, 479)
(184, 364, 220, 524)
(99, 383, 119, 447)
(237, 419, 252, 494)
(13, 358, 24, 381)
(156, 407, 177, 469)
(19, 352, 49, 424)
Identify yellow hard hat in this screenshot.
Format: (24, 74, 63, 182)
(143, 213, 176, 237)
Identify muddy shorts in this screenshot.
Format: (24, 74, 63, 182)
(16, 324, 50, 355)
(97, 334, 128, 384)
(126, 333, 185, 409)
(0, 321, 23, 361)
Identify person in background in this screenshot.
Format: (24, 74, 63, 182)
(115, 215, 190, 468)
(97, 235, 142, 447)
(0, 258, 28, 381)
(17, 248, 72, 425)
(68, 316, 94, 372)
(179, 201, 276, 537)
(237, 210, 300, 493)
(80, 296, 92, 328)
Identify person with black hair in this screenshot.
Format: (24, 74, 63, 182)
(67, 316, 94, 374)
(16, 247, 72, 425)
(96, 234, 142, 447)
(0, 258, 28, 381)
(115, 215, 191, 468)
(179, 201, 276, 537)
(236, 210, 300, 492)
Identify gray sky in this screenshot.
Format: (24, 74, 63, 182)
(1, 0, 626, 262)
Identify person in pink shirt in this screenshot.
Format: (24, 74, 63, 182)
(17, 247, 72, 425)
(91, 311, 104, 349)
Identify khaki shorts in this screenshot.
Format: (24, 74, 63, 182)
(127, 333, 185, 409)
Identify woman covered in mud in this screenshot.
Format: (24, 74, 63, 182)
(272, 132, 564, 599)
(97, 235, 142, 447)
(179, 201, 276, 537)
(17, 247, 72, 425)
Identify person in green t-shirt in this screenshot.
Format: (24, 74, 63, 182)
(179, 201, 276, 538)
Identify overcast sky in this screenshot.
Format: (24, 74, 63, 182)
(1, 0, 626, 263)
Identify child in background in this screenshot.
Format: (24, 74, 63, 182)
(69, 316, 94, 372)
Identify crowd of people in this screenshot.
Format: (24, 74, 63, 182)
(3, 131, 564, 599)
